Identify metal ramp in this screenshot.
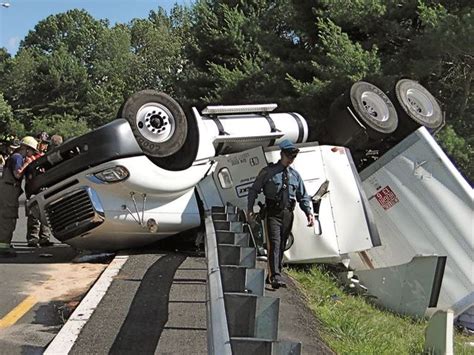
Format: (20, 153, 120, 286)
(205, 205, 301, 355)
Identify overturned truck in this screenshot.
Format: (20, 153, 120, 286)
(26, 80, 473, 328)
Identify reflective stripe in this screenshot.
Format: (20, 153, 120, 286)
(289, 113, 304, 143)
(264, 114, 278, 146)
(211, 116, 228, 154)
(0, 242, 10, 248)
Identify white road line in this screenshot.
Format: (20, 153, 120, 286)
(44, 254, 129, 355)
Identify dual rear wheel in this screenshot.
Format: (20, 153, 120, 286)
(325, 79, 443, 153)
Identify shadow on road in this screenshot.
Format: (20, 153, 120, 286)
(0, 244, 78, 264)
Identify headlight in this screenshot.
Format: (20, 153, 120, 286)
(93, 166, 129, 183)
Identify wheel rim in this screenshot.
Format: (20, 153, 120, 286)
(136, 102, 176, 143)
(406, 88, 434, 117)
(361, 91, 390, 123)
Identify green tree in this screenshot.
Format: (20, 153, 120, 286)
(0, 93, 15, 134)
(21, 9, 108, 65)
(6, 7, 191, 130)
(437, 125, 473, 181)
(129, 9, 184, 94)
(181, 0, 303, 107)
(83, 24, 134, 126)
(1, 48, 40, 128)
(11, 10, 132, 129)
(413, 3, 473, 141)
(34, 46, 89, 117)
(31, 115, 89, 140)
(288, 18, 381, 126)
(0, 48, 11, 79)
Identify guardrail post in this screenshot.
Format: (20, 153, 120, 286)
(424, 309, 454, 355)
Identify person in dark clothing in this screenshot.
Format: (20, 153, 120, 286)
(0, 136, 38, 257)
(49, 134, 63, 149)
(247, 140, 314, 289)
(25, 132, 53, 247)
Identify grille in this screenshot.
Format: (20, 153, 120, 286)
(46, 188, 96, 235)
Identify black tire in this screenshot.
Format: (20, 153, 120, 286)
(117, 90, 188, 157)
(349, 81, 398, 138)
(392, 79, 443, 139)
(147, 107, 200, 171)
(325, 81, 398, 150)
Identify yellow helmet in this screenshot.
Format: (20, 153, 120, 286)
(20, 136, 38, 151)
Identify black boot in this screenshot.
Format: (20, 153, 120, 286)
(39, 238, 54, 247)
(27, 238, 40, 247)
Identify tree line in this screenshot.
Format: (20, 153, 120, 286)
(0, 0, 472, 180)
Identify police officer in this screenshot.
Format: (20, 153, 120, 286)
(247, 139, 314, 289)
(0, 136, 38, 257)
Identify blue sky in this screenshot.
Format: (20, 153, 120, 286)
(0, 0, 192, 55)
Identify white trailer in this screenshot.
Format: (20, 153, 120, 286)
(347, 127, 473, 324)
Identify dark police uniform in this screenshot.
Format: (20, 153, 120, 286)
(247, 158, 312, 287)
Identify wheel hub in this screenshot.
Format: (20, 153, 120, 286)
(361, 91, 389, 122)
(136, 103, 175, 143)
(150, 115, 165, 129)
(406, 89, 434, 117)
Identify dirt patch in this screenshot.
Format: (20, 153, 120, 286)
(25, 263, 107, 303)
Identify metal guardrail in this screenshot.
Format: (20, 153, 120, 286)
(205, 212, 233, 355)
(205, 205, 301, 354)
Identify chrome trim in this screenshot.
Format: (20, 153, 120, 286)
(45, 186, 105, 241)
(88, 187, 105, 217)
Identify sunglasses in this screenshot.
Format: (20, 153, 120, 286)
(284, 151, 298, 159)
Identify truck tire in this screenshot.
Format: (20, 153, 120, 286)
(147, 107, 200, 171)
(117, 90, 188, 157)
(392, 79, 443, 139)
(325, 81, 398, 151)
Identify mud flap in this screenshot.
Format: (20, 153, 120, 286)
(344, 255, 446, 317)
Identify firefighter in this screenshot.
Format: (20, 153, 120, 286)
(0, 136, 38, 257)
(25, 132, 53, 247)
(247, 139, 314, 289)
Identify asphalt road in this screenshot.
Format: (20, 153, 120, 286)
(56, 247, 332, 354)
(0, 195, 332, 354)
(0, 196, 108, 355)
(69, 251, 208, 354)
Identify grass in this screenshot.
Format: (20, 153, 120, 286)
(287, 264, 474, 354)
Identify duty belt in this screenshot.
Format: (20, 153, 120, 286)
(265, 199, 296, 212)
